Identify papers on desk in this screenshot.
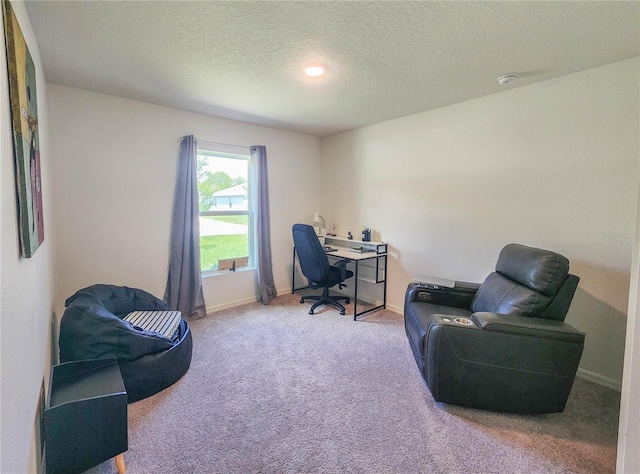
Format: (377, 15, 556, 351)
(348, 247, 375, 253)
(323, 246, 376, 254)
(324, 245, 376, 255)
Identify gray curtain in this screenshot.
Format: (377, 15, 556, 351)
(251, 145, 277, 304)
(164, 135, 206, 319)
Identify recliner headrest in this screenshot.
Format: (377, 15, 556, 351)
(496, 243, 569, 297)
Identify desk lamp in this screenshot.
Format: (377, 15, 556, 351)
(312, 212, 325, 235)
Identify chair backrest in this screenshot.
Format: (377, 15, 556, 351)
(292, 223, 330, 283)
(471, 243, 579, 321)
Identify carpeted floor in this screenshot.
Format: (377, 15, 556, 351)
(91, 293, 621, 473)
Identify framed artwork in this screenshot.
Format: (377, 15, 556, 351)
(3, 0, 44, 258)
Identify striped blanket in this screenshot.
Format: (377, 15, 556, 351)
(123, 310, 182, 339)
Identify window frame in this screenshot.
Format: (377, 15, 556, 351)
(196, 145, 255, 276)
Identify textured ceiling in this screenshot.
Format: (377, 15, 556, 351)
(25, 1, 639, 138)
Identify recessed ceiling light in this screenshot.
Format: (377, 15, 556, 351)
(497, 74, 518, 85)
(304, 65, 325, 77)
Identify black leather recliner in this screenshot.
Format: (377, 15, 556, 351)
(404, 243, 585, 414)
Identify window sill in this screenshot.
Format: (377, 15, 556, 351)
(202, 266, 256, 278)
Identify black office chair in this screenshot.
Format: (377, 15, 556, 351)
(292, 223, 354, 315)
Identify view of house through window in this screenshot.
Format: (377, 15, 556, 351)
(197, 148, 251, 272)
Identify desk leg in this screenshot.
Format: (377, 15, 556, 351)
(291, 247, 296, 295)
(353, 261, 359, 321)
(115, 453, 126, 474)
(383, 254, 387, 309)
(352, 254, 387, 320)
(291, 247, 311, 294)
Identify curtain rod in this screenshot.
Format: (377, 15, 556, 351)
(195, 138, 251, 150)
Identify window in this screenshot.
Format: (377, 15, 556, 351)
(197, 146, 253, 273)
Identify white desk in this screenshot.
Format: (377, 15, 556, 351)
(292, 235, 388, 320)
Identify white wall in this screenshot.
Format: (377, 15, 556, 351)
(47, 84, 321, 316)
(617, 179, 640, 473)
(0, 2, 56, 473)
(320, 58, 639, 388)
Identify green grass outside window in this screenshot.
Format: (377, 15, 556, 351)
(200, 216, 249, 271)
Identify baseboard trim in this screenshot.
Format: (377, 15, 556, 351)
(576, 368, 622, 392)
(207, 286, 298, 314)
(206, 295, 259, 315)
(386, 303, 402, 315)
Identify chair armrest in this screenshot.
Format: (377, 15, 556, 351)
(332, 258, 351, 281)
(471, 312, 585, 343)
(405, 281, 479, 310)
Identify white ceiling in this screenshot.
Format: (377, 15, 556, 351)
(25, 1, 639, 138)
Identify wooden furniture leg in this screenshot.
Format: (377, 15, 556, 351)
(115, 453, 126, 474)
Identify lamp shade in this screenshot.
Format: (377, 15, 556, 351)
(312, 212, 320, 223)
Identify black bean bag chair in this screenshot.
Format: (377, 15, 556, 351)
(59, 284, 193, 402)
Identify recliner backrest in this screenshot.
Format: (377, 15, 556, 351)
(471, 243, 577, 320)
(292, 223, 330, 283)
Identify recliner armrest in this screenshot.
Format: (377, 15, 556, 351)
(471, 312, 585, 343)
(405, 281, 480, 309)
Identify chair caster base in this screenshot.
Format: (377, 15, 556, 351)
(299, 291, 349, 317)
